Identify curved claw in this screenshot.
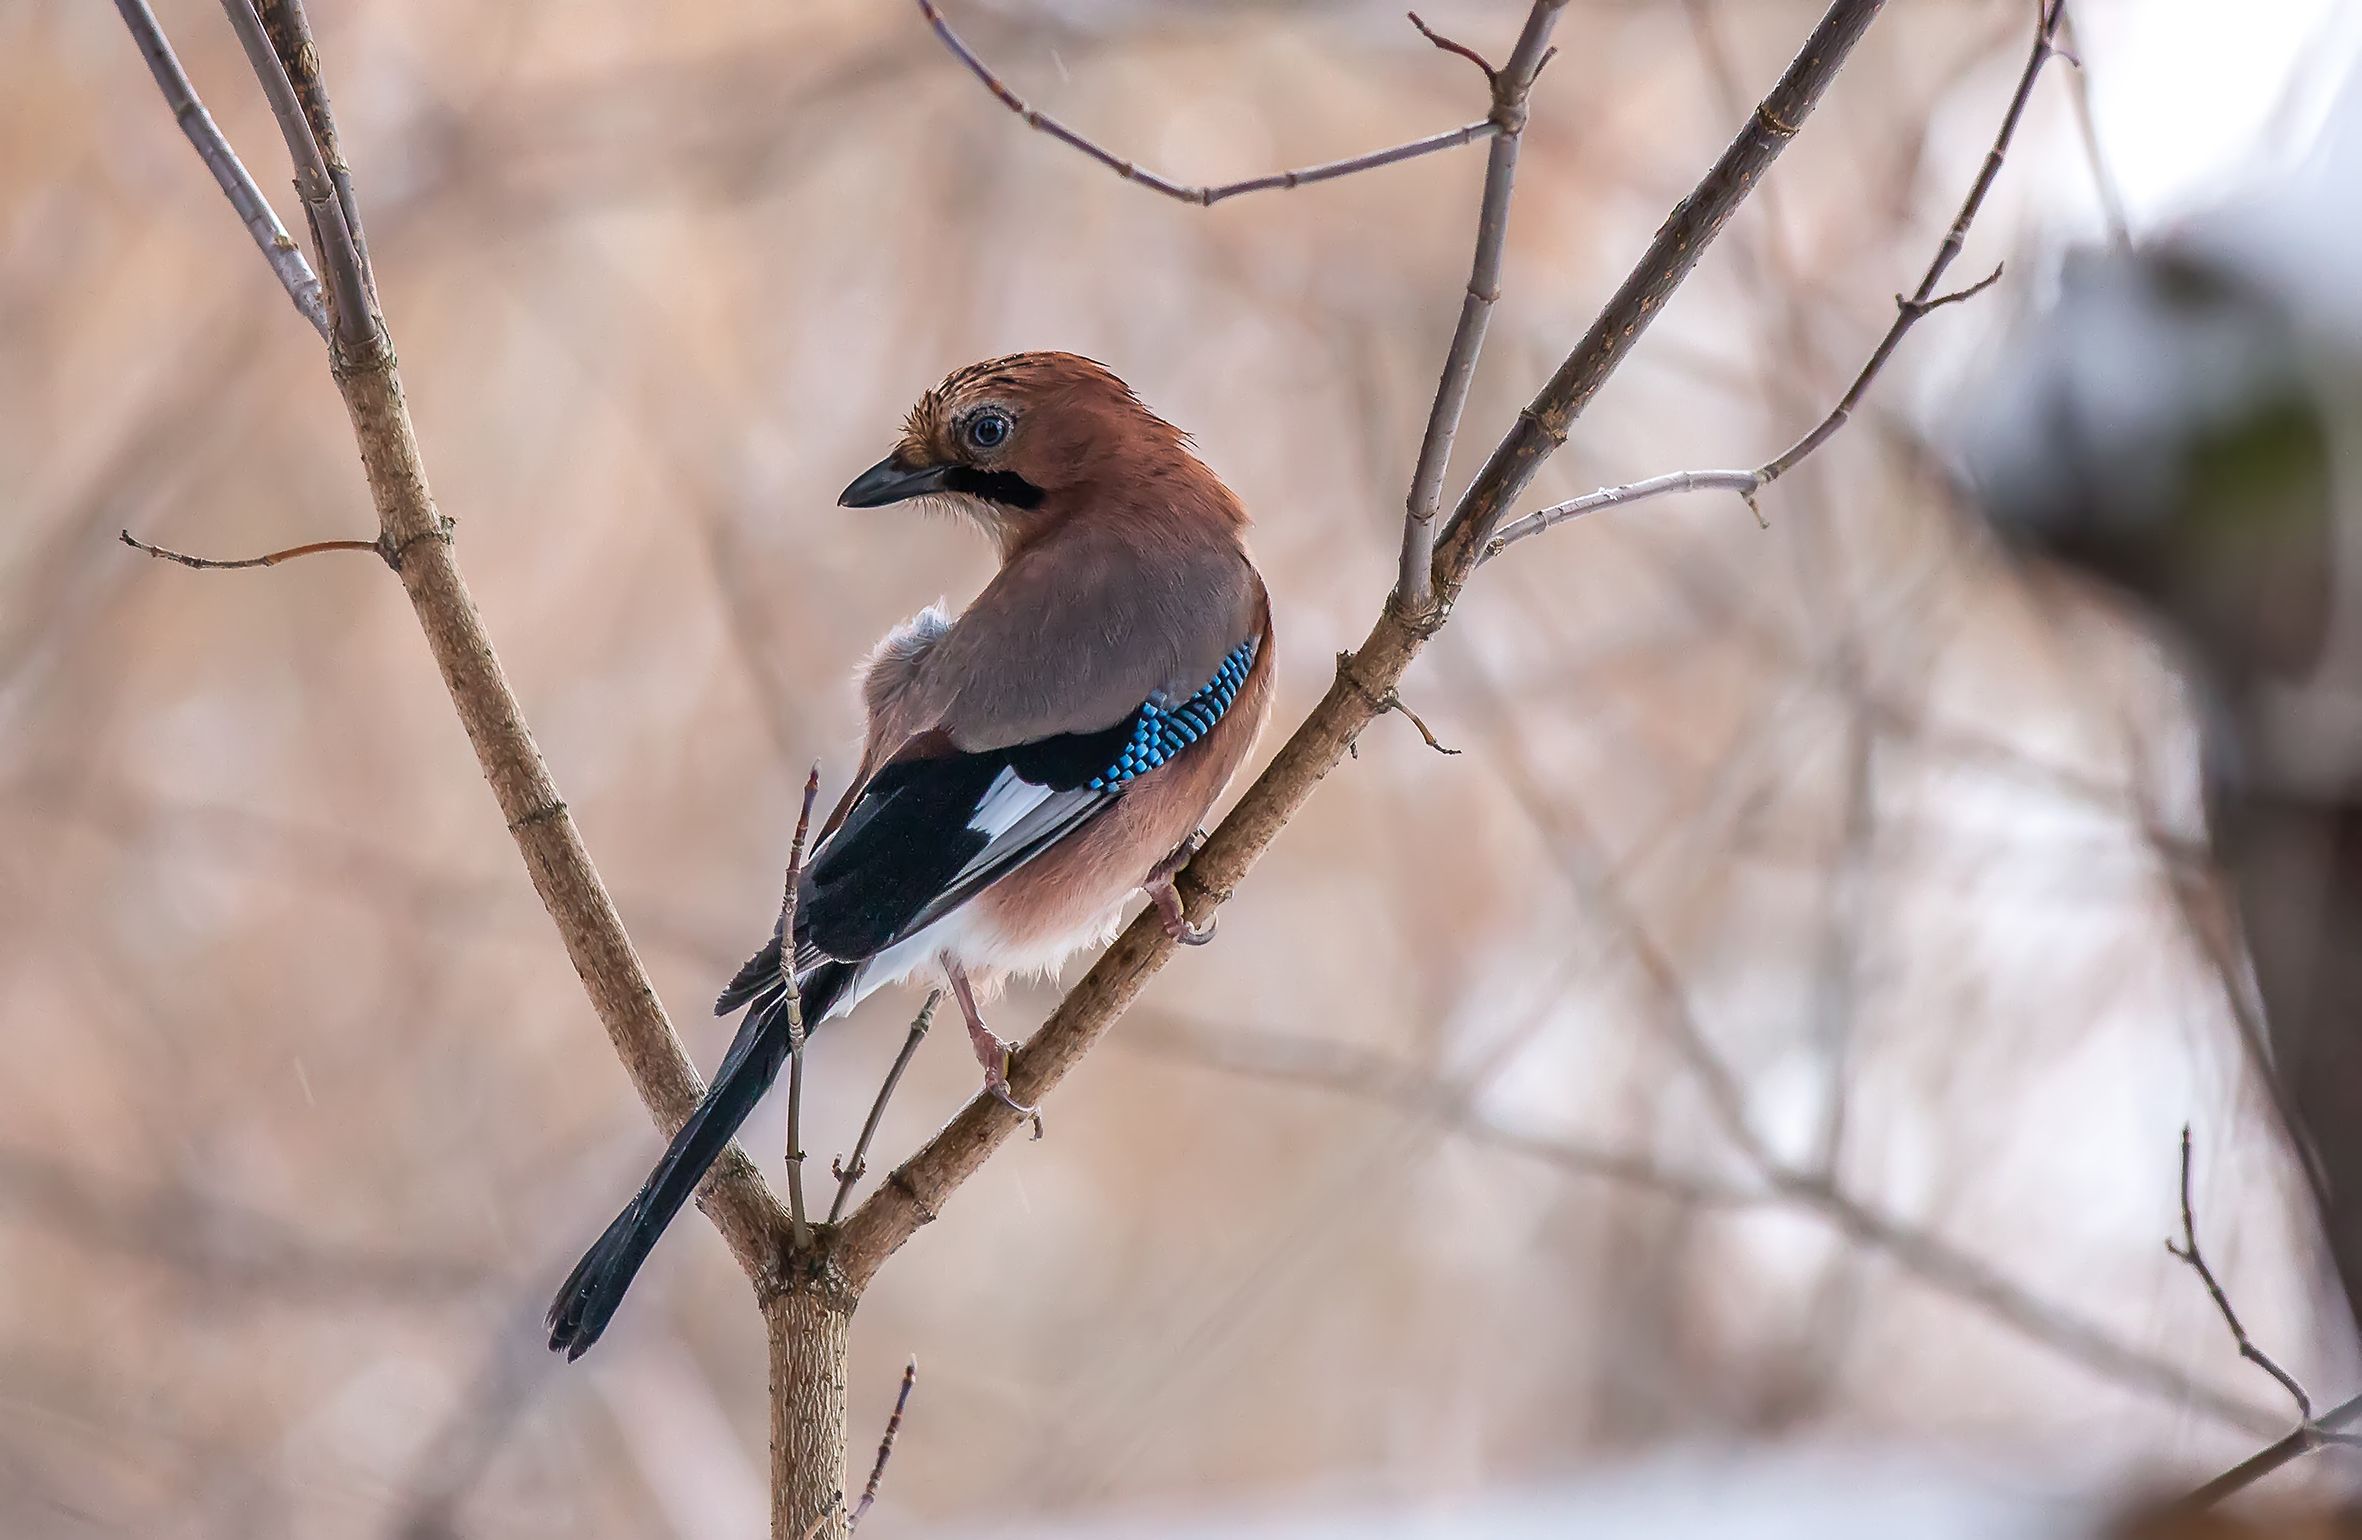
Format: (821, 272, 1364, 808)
(1145, 873, 1215, 948)
(984, 1049, 1045, 1140)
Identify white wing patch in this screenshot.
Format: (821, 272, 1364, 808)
(968, 767, 1054, 838)
(915, 770, 1112, 926)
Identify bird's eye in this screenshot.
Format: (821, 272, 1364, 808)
(966, 410, 1011, 451)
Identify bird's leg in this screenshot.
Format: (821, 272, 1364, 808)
(945, 960, 1043, 1139)
(1143, 830, 1215, 946)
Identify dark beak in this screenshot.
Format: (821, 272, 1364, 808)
(837, 453, 952, 509)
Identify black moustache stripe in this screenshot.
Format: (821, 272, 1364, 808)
(941, 465, 1046, 509)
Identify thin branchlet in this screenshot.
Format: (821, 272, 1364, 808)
(846, 1357, 917, 1531)
(1485, 2, 2065, 561)
(109, 0, 328, 337)
(915, 0, 1503, 207)
(780, 765, 822, 1254)
(1396, 1, 1572, 612)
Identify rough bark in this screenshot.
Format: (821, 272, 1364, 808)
(768, 1281, 856, 1540)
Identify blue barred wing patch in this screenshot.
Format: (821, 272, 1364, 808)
(1087, 636, 1260, 791)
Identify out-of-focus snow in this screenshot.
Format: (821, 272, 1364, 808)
(949, 1447, 2098, 1540)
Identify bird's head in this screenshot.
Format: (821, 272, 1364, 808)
(837, 352, 1219, 552)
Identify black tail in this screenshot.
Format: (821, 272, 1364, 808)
(546, 961, 854, 1359)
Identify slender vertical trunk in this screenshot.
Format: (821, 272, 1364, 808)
(767, 1281, 855, 1539)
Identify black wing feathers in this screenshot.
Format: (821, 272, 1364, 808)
(753, 716, 1136, 972)
(800, 753, 1002, 959)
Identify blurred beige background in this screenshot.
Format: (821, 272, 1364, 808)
(4, 0, 2360, 1534)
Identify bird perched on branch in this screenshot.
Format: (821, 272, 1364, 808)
(548, 352, 1275, 1357)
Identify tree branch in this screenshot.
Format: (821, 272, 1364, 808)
(2179, 1392, 2362, 1511)
(1484, 0, 2064, 561)
(1749, 0, 2063, 484)
(846, 1357, 916, 1532)
(2164, 1127, 2362, 1509)
(215, 0, 374, 352)
(1427, 0, 1891, 584)
(915, 0, 1503, 207)
(115, 0, 793, 1293)
(780, 767, 822, 1254)
(1396, 1, 1569, 610)
(109, 0, 327, 338)
(119, 528, 382, 571)
(835, 0, 1894, 1291)
(254, 0, 376, 303)
(829, 992, 940, 1227)
(2166, 1125, 2316, 1420)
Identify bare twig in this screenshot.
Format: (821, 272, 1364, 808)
(119, 528, 381, 571)
(846, 1357, 917, 1531)
(829, 992, 941, 1227)
(1484, 1, 2066, 562)
(1907, 262, 2006, 316)
(1429, 0, 1889, 580)
(109, 0, 327, 338)
(915, 0, 1503, 207)
(1383, 692, 1461, 755)
(254, 0, 377, 302)
(125, 0, 792, 1300)
(836, 0, 1894, 1291)
(1782, 1160, 2277, 1433)
(2165, 1127, 2362, 1509)
(1407, 12, 1500, 83)
(780, 765, 822, 1254)
(1478, 469, 1765, 552)
(1397, 0, 1570, 611)
(1333, 650, 1463, 755)
(2180, 1391, 2362, 1510)
(215, 0, 375, 352)
(1752, 0, 2066, 481)
(2165, 1126, 2322, 1421)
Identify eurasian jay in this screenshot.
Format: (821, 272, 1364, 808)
(547, 352, 1275, 1357)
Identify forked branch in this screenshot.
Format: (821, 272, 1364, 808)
(1397, 1, 1570, 610)
(111, 0, 327, 337)
(2166, 1127, 2362, 1510)
(215, 0, 374, 352)
(917, 0, 1505, 206)
(108, 0, 793, 1289)
(779, 767, 823, 1253)
(1484, 0, 2066, 560)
